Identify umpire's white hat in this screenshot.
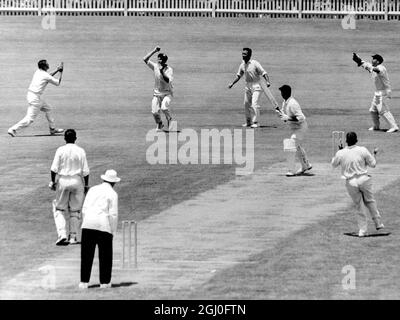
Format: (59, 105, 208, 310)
(101, 170, 121, 183)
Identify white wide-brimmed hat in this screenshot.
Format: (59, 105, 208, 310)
(101, 169, 121, 183)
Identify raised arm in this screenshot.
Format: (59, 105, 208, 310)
(352, 53, 381, 74)
(143, 46, 160, 64)
(49, 62, 63, 85)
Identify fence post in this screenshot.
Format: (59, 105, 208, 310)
(124, 0, 128, 16)
(298, 0, 302, 18)
(38, 0, 42, 16)
(211, 0, 216, 18)
(384, 0, 388, 21)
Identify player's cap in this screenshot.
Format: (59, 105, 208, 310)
(279, 84, 291, 91)
(279, 85, 292, 96)
(101, 169, 121, 183)
(158, 53, 168, 63)
(372, 54, 384, 63)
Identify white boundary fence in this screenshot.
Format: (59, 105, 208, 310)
(0, 0, 399, 19)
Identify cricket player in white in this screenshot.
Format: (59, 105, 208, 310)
(8, 60, 65, 137)
(353, 53, 399, 133)
(228, 47, 276, 128)
(49, 129, 90, 246)
(143, 46, 174, 131)
(331, 131, 384, 237)
(277, 85, 312, 176)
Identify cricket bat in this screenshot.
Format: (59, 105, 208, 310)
(260, 79, 279, 109)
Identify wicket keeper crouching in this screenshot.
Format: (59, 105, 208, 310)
(278, 85, 312, 176)
(50, 129, 90, 246)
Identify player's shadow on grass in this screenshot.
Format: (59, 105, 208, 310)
(88, 282, 137, 289)
(297, 172, 315, 177)
(284, 173, 315, 177)
(163, 130, 182, 133)
(18, 134, 64, 137)
(371, 129, 391, 132)
(344, 232, 391, 237)
(257, 125, 278, 129)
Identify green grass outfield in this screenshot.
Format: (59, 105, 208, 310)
(1, 16, 400, 299)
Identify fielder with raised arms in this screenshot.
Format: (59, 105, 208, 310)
(8, 60, 65, 137)
(331, 131, 384, 237)
(352, 53, 399, 133)
(143, 46, 174, 131)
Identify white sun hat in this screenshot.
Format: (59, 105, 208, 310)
(101, 169, 121, 183)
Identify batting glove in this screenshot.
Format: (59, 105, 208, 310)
(352, 53, 363, 67)
(280, 114, 289, 122)
(48, 181, 57, 191)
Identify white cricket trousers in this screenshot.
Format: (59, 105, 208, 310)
(369, 90, 398, 130)
(285, 121, 310, 173)
(53, 175, 85, 239)
(244, 83, 262, 124)
(10, 92, 55, 132)
(151, 94, 172, 125)
(345, 174, 382, 233)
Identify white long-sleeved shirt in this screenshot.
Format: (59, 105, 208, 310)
(51, 143, 90, 177)
(147, 61, 173, 96)
(361, 62, 391, 92)
(237, 60, 267, 85)
(28, 69, 60, 95)
(281, 96, 306, 127)
(81, 182, 118, 235)
(331, 145, 376, 179)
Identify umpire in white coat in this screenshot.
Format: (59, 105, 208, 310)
(79, 169, 120, 289)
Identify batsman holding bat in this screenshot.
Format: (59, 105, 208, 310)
(352, 53, 399, 133)
(8, 60, 64, 137)
(228, 47, 278, 128)
(277, 85, 312, 177)
(50, 129, 90, 246)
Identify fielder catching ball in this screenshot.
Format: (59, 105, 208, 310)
(352, 53, 399, 133)
(8, 60, 64, 137)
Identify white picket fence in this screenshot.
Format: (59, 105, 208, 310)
(0, 0, 399, 19)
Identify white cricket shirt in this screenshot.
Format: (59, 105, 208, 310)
(51, 143, 90, 177)
(147, 61, 173, 96)
(81, 182, 118, 235)
(331, 145, 376, 179)
(282, 97, 306, 123)
(362, 63, 391, 92)
(28, 69, 60, 95)
(237, 60, 267, 84)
